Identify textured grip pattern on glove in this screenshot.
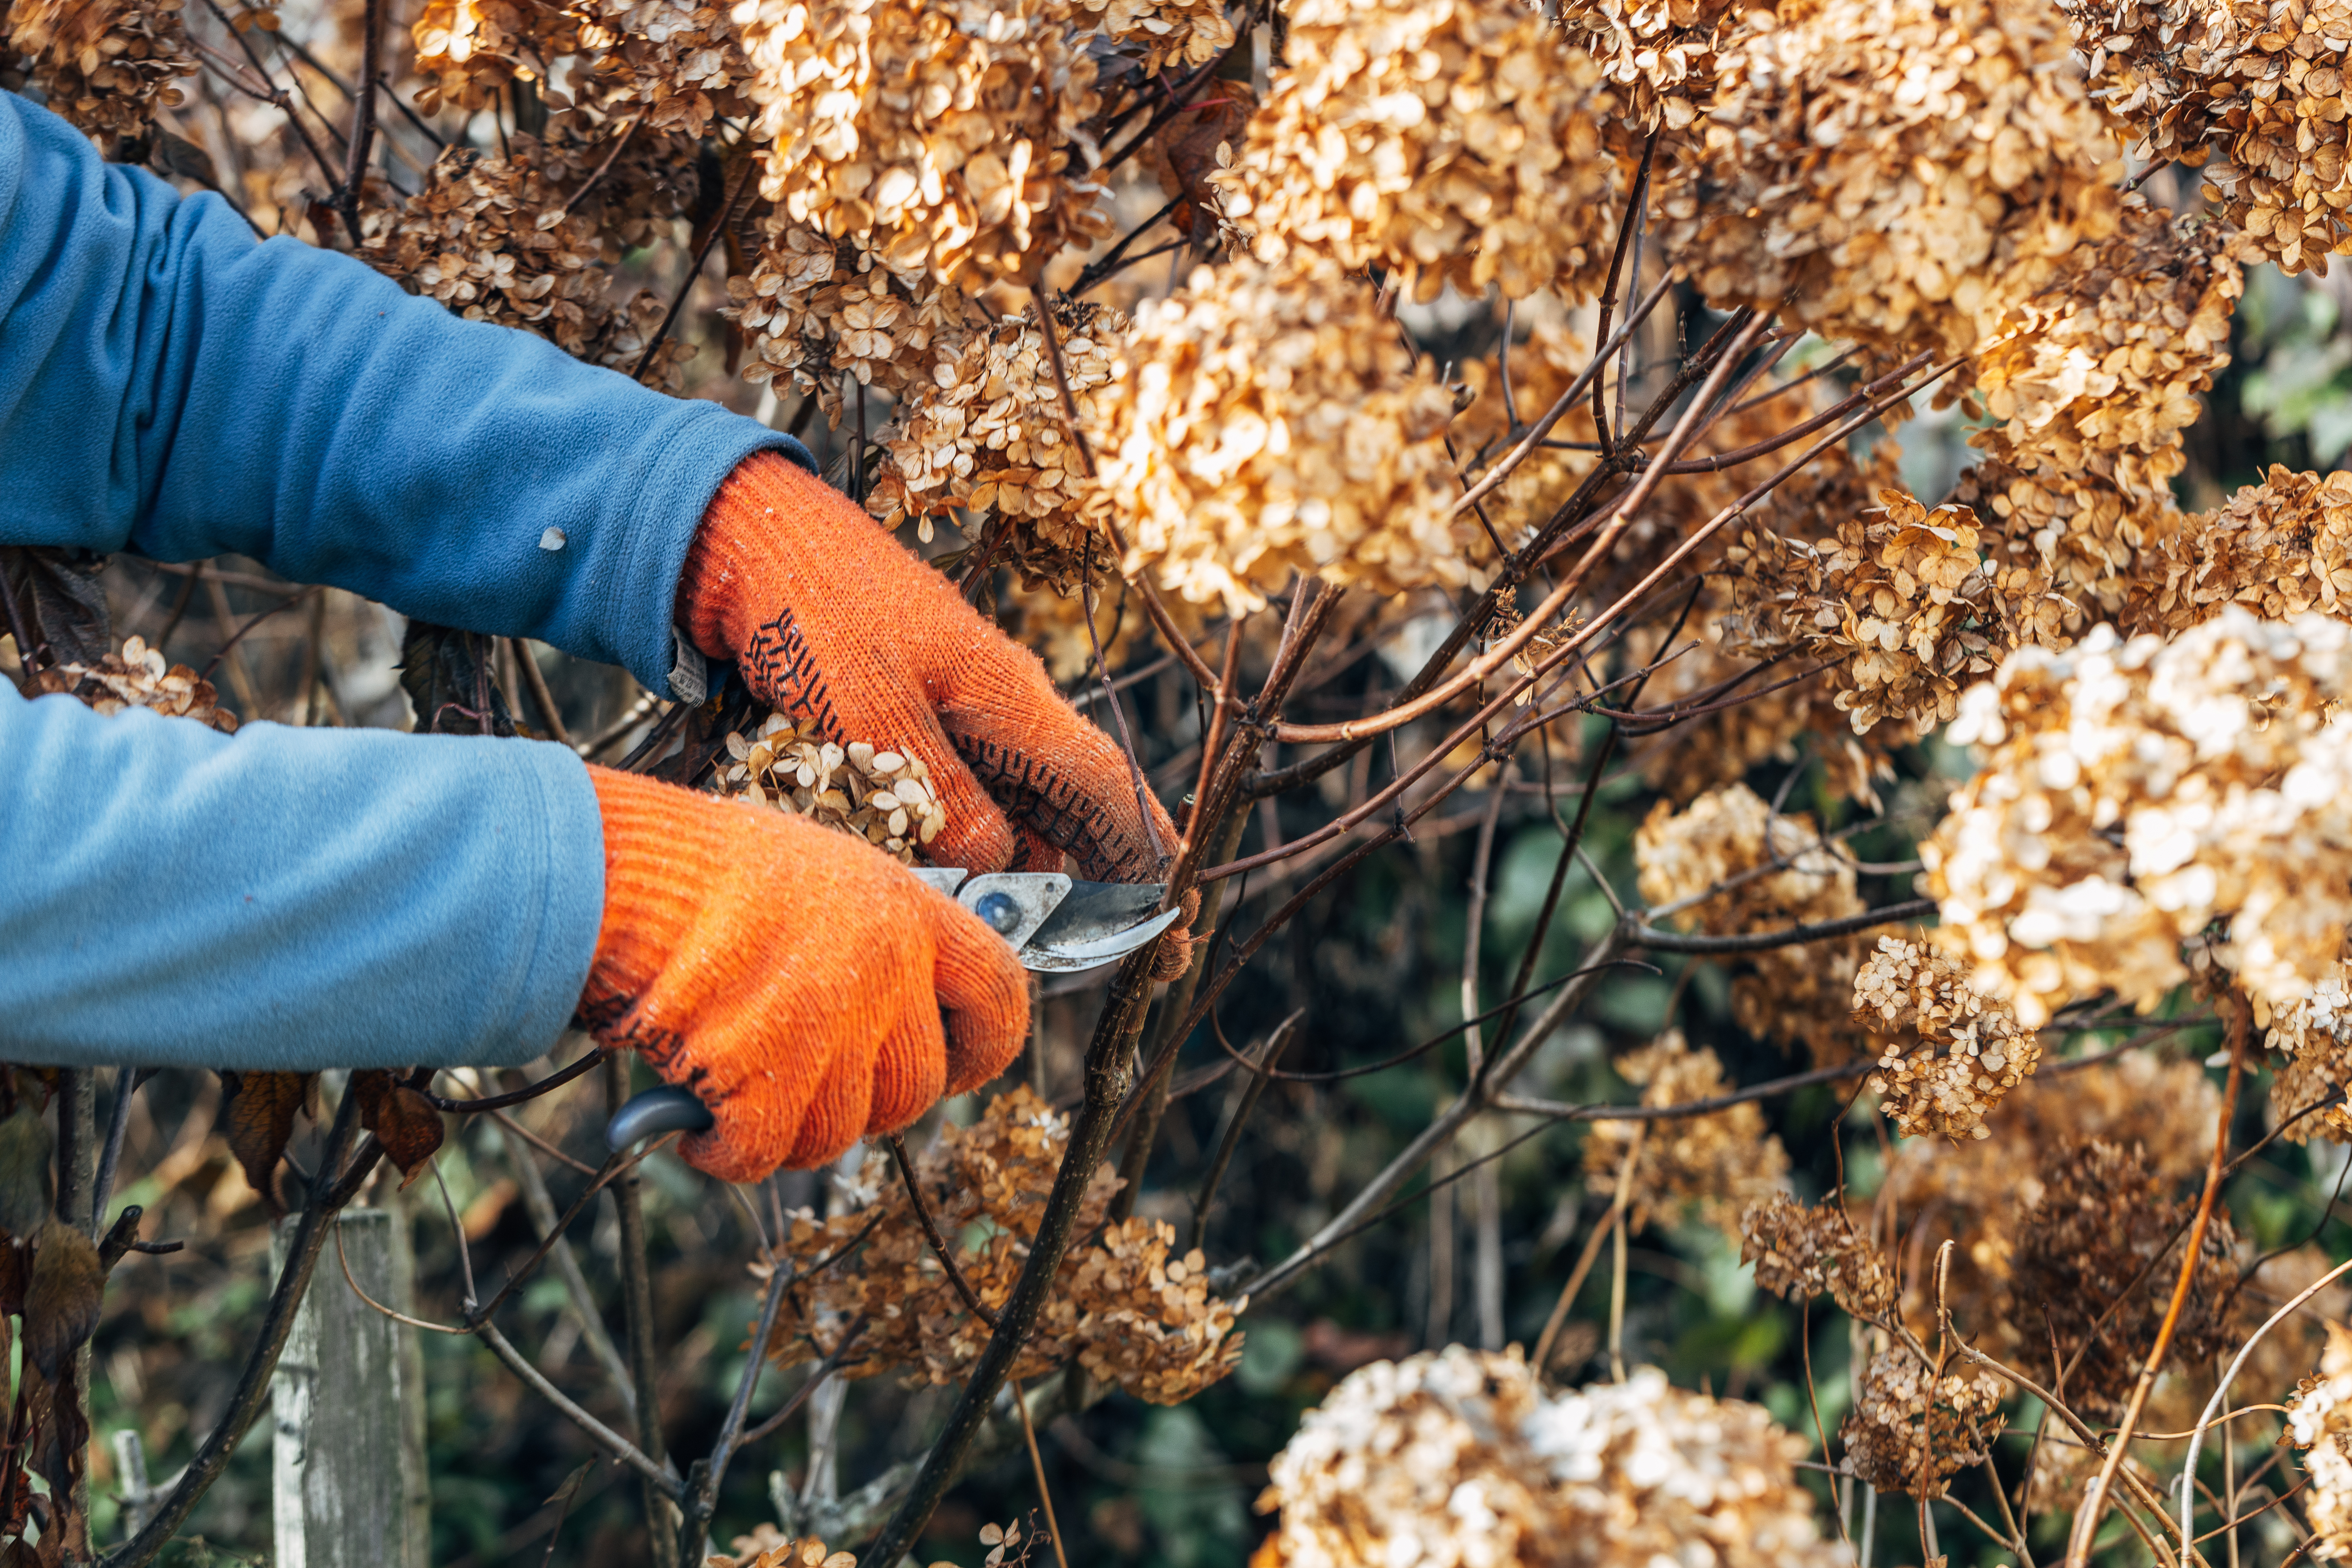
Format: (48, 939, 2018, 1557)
(678, 450, 1194, 978)
(579, 765, 1030, 1182)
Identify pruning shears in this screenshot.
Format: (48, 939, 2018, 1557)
(604, 872, 1184, 1150)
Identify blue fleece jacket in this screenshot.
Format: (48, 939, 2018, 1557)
(0, 90, 812, 1067)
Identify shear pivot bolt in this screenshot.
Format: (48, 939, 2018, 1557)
(974, 891, 1023, 936)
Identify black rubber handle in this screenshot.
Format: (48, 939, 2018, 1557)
(605, 1085, 715, 1151)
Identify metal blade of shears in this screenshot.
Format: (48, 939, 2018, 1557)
(906, 869, 1183, 973)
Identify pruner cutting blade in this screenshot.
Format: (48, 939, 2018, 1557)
(906, 868, 1185, 973)
(606, 868, 1184, 1152)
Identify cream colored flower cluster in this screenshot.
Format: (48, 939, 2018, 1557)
(1091, 256, 1472, 611)
(28, 636, 238, 734)
(734, 0, 1111, 286)
(1256, 1350, 1843, 1568)
(713, 712, 947, 861)
(1720, 490, 2071, 736)
(866, 301, 1125, 587)
(2065, 0, 2352, 273)
(1635, 783, 1875, 1060)
(1923, 608, 2352, 1026)
(2289, 1323, 2352, 1559)
(1212, 0, 1628, 303)
(9, 0, 196, 139)
(1582, 1031, 1790, 1237)
(1840, 1349, 2006, 1499)
(1854, 934, 2043, 1140)
(1672, 0, 2123, 365)
(762, 1087, 1244, 1402)
(1739, 1193, 1897, 1316)
(360, 140, 689, 386)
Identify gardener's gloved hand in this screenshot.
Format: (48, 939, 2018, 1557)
(679, 452, 1194, 979)
(578, 766, 1030, 1181)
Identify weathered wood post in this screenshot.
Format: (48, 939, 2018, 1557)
(270, 1204, 429, 1568)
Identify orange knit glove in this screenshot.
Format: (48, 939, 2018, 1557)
(681, 451, 1193, 978)
(578, 765, 1030, 1182)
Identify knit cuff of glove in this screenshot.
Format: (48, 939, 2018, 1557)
(578, 764, 716, 1058)
(677, 449, 858, 664)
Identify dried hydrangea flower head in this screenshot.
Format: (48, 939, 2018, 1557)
(1949, 454, 2179, 618)
(1671, 0, 2123, 366)
(1212, 0, 1628, 303)
(411, 0, 584, 114)
(706, 1532, 855, 1568)
(2131, 465, 2352, 638)
(2266, 960, 2352, 1141)
(28, 636, 238, 734)
(2065, 0, 2352, 273)
(1634, 783, 1874, 1062)
(1257, 1349, 1844, 1568)
(1721, 489, 2071, 737)
(1740, 1193, 1897, 1317)
(360, 140, 690, 387)
(8, 0, 197, 139)
(1069, 0, 1234, 70)
(1968, 205, 2242, 478)
(726, 225, 981, 423)
(2291, 1324, 2352, 1560)
(565, 0, 751, 136)
(1556, 0, 1741, 133)
(866, 301, 1126, 587)
(712, 713, 947, 862)
(1881, 1048, 2218, 1348)
(2009, 1137, 2240, 1417)
(1924, 609, 2352, 1026)
(734, 0, 1111, 286)
(1582, 1030, 1790, 1236)
(761, 1087, 1244, 1401)
(1841, 1348, 2006, 1498)
(1091, 254, 1473, 612)
(1854, 933, 2042, 1140)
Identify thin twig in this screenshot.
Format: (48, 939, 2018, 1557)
(1013, 1381, 1071, 1568)
(884, 1133, 999, 1329)
(1187, 1013, 1302, 1253)
(425, 1048, 608, 1113)
(477, 1322, 685, 1500)
(555, 117, 639, 218)
(1533, 1122, 1643, 1373)
(677, 1247, 797, 1562)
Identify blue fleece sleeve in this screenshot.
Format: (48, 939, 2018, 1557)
(0, 681, 605, 1068)
(0, 88, 812, 698)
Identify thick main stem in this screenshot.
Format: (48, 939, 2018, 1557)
(858, 942, 1166, 1566)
